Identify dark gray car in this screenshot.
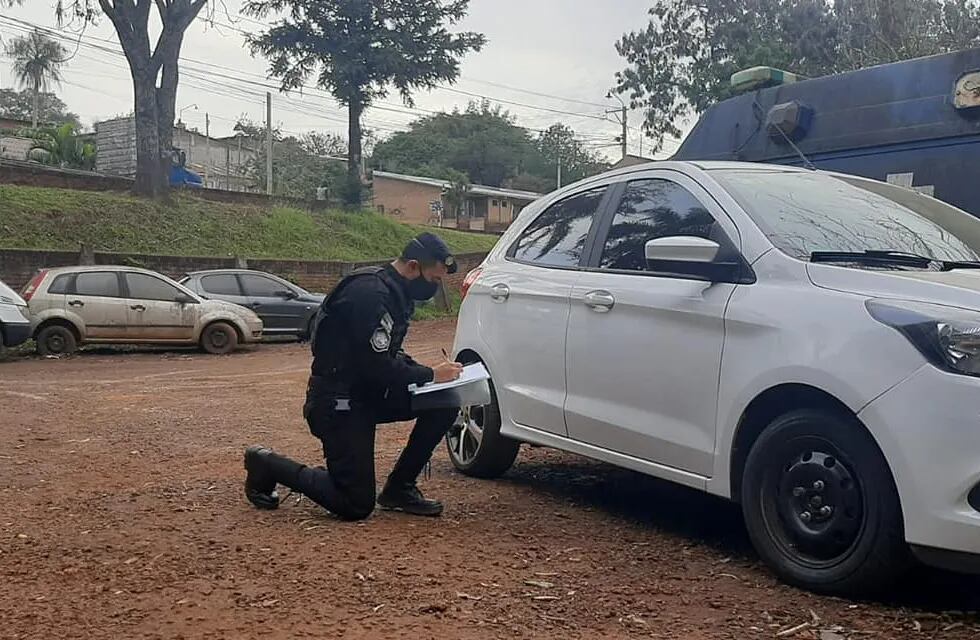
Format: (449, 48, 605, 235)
(180, 270, 325, 339)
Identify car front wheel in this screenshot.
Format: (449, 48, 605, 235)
(446, 378, 520, 479)
(741, 408, 911, 595)
(200, 322, 239, 355)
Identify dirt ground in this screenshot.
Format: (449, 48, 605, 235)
(2, 318, 980, 640)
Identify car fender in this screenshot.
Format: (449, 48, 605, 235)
(194, 307, 251, 341)
(30, 309, 86, 341)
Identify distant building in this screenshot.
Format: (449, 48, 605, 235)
(95, 116, 259, 192)
(0, 116, 33, 131)
(371, 170, 542, 231)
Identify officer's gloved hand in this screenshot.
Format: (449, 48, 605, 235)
(432, 361, 463, 383)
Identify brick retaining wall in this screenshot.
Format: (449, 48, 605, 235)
(0, 247, 486, 294)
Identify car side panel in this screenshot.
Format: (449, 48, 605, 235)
(706, 251, 929, 499)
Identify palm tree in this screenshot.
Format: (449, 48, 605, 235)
(29, 123, 96, 170)
(5, 30, 68, 129)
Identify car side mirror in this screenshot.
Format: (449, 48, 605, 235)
(644, 236, 748, 283)
(275, 289, 298, 299)
(645, 236, 720, 263)
(175, 293, 197, 305)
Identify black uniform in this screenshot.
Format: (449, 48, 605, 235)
(244, 256, 459, 520)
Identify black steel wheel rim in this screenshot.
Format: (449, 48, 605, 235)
(758, 435, 866, 569)
(210, 329, 229, 348)
(47, 333, 65, 353)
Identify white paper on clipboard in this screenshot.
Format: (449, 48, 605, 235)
(408, 362, 490, 395)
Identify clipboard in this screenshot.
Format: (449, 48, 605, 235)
(409, 362, 492, 411)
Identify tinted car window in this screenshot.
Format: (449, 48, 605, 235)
(241, 274, 286, 297)
(126, 273, 183, 302)
(512, 187, 607, 267)
(48, 274, 72, 294)
(75, 272, 121, 297)
(201, 274, 243, 296)
(600, 179, 717, 272)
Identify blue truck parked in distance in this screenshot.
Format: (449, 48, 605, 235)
(672, 48, 980, 215)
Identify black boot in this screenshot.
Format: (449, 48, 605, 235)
(244, 446, 280, 510)
(377, 481, 443, 516)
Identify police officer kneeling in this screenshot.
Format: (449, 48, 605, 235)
(243, 233, 464, 519)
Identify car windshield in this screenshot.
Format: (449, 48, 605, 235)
(711, 169, 980, 265)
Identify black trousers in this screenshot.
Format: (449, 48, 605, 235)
(295, 387, 459, 520)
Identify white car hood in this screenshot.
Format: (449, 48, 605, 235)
(808, 263, 980, 311)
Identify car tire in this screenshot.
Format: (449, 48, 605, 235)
(741, 408, 911, 595)
(200, 322, 239, 355)
(36, 324, 78, 357)
(445, 377, 520, 479)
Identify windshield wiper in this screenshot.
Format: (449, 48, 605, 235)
(810, 250, 980, 271)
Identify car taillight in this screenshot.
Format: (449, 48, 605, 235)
(21, 269, 47, 302)
(461, 267, 483, 301)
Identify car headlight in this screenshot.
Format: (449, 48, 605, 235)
(867, 299, 980, 377)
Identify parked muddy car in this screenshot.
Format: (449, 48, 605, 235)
(21, 266, 263, 356)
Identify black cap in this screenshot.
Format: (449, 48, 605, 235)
(402, 232, 457, 274)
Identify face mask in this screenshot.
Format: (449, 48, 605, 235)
(407, 276, 439, 301)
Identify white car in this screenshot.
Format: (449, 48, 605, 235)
(22, 265, 263, 356)
(448, 160, 980, 595)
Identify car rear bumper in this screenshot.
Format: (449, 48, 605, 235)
(1, 321, 32, 347)
(858, 365, 980, 560)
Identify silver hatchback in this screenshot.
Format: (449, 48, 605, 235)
(22, 265, 264, 356)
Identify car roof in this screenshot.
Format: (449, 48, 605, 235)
(42, 265, 173, 277)
(184, 269, 278, 277)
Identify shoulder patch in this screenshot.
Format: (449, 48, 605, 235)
(370, 324, 391, 353)
(380, 312, 394, 333)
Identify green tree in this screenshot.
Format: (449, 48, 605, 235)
(0, 89, 80, 129)
(242, 0, 485, 207)
(614, 0, 980, 152)
(28, 122, 96, 170)
(234, 119, 349, 199)
(5, 30, 69, 129)
(528, 123, 610, 191)
(54, 1, 210, 198)
(372, 101, 534, 187)
(442, 169, 471, 219)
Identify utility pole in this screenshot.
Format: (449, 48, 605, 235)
(620, 105, 628, 160)
(556, 153, 562, 189)
(266, 92, 273, 196)
(204, 112, 210, 187)
(607, 92, 628, 161)
(225, 143, 231, 191)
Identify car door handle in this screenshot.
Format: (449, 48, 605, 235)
(130, 304, 146, 312)
(583, 290, 615, 312)
(68, 299, 84, 308)
(490, 284, 510, 302)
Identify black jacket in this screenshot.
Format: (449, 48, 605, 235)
(309, 265, 433, 399)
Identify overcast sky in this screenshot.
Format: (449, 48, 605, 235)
(0, 1, 679, 160)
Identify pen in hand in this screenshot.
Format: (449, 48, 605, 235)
(433, 348, 464, 383)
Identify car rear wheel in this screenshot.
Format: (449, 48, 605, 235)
(741, 408, 911, 595)
(36, 325, 78, 357)
(446, 378, 520, 478)
(200, 322, 239, 355)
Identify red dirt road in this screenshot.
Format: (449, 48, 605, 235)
(2, 319, 979, 639)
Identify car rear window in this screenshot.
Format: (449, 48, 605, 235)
(201, 274, 243, 296)
(74, 272, 121, 298)
(510, 186, 607, 268)
(47, 274, 72, 294)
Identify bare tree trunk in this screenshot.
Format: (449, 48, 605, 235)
(133, 74, 162, 198)
(31, 81, 39, 129)
(156, 45, 183, 199)
(345, 99, 364, 207)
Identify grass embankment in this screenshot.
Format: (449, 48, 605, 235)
(0, 185, 497, 259)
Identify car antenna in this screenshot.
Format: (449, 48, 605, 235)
(752, 97, 816, 171)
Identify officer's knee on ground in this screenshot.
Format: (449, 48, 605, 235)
(338, 490, 377, 521)
(419, 407, 460, 432)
